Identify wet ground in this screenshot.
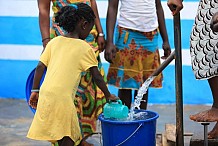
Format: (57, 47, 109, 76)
(0, 98, 215, 146)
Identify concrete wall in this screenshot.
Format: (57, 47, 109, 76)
(0, 0, 212, 104)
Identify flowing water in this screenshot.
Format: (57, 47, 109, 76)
(102, 76, 156, 121)
(129, 76, 156, 120)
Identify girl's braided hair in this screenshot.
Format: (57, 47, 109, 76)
(55, 3, 96, 33)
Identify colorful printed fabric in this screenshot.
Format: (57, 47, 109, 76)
(74, 53, 107, 136)
(107, 26, 163, 89)
(190, 0, 218, 80)
(50, 0, 106, 138)
(50, 0, 99, 51)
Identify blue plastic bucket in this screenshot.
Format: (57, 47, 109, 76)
(98, 110, 159, 146)
(25, 68, 46, 113)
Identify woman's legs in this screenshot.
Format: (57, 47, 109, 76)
(190, 76, 218, 138)
(58, 136, 74, 146)
(209, 76, 218, 108)
(190, 76, 218, 122)
(118, 89, 132, 109)
(208, 122, 218, 138)
(134, 90, 148, 110)
(80, 140, 93, 146)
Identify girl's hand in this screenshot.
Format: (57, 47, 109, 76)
(107, 94, 119, 102)
(97, 35, 105, 52)
(29, 92, 39, 109)
(161, 42, 171, 59)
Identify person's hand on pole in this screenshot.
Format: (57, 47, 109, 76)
(167, 0, 183, 16)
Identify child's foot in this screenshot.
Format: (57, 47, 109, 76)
(189, 107, 218, 122)
(208, 122, 218, 139)
(80, 140, 93, 146)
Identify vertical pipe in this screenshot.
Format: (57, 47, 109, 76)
(201, 123, 209, 146)
(204, 124, 208, 146)
(173, 13, 184, 146)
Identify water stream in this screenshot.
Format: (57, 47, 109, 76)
(102, 76, 157, 121)
(129, 76, 156, 120)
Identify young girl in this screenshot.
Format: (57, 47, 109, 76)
(27, 3, 117, 146)
(105, 0, 171, 109)
(37, 1, 106, 145)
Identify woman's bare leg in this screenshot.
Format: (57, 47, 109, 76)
(58, 136, 74, 146)
(190, 76, 218, 138)
(118, 89, 132, 109)
(208, 122, 218, 139)
(80, 140, 93, 146)
(190, 76, 218, 122)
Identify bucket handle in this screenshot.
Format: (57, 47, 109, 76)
(115, 123, 143, 146)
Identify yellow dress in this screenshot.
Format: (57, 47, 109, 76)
(50, 0, 107, 137)
(27, 36, 98, 145)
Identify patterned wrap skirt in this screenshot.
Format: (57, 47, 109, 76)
(107, 26, 163, 90)
(190, 0, 218, 80)
(50, 0, 106, 138)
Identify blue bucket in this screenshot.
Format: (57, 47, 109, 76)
(98, 110, 159, 146)
(25, 68, 46, 113)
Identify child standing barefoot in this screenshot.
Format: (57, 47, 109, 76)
(27, 3, 117, 146)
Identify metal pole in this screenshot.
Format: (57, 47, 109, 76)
(201, 122, 209, 146)
(150, 51, 175, 77)
(174, 13, 184, 146)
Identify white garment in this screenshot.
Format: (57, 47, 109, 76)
(118, 0, 158, 32)
(190, 0, 218, 80)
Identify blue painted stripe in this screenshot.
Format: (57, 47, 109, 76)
(0, 60, 38, 99)
(0, 17, 41, 45)
(0, 16, 194, 49)
(0, 59, 212, 104)
(164, 19, 194, 49)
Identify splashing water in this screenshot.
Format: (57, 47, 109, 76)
(129, 76, 156, 119)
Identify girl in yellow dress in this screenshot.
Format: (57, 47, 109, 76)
(38, 1, 106, 145)
(27, 3, 117, 146)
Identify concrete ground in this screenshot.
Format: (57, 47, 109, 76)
(0, 98, 216, 146)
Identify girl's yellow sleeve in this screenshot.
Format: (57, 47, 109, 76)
(80, 48, 98, 72)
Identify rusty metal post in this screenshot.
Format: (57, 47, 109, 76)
(174, 12, 184, 146)
(150, 51, 175, 77)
